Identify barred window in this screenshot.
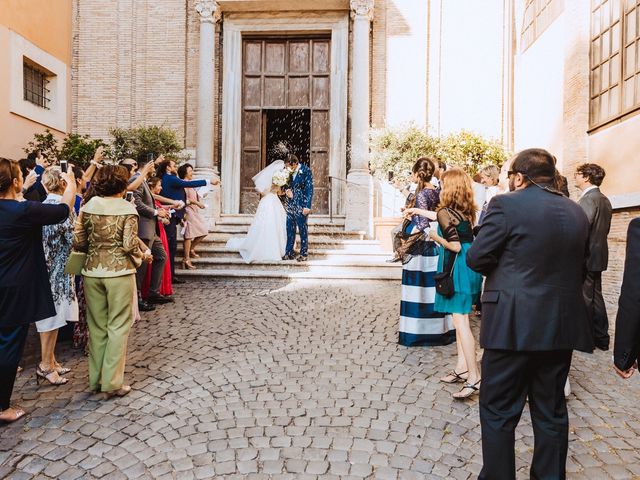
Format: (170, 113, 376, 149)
(521, 0, 565, 52)
(590, 0, 640, 128)
(23, 60, 51, 109)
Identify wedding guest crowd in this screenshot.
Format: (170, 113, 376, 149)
(0, 145, 217, 421)
(0, 157, 75, 422)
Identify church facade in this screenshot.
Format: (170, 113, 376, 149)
(71, 0, 510, 237)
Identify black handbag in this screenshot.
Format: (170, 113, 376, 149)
(434, 252, 457, 298)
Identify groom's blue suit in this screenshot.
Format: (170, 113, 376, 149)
(285, 164, 314, 257)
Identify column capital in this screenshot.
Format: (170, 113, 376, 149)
(350, 0, 374, 20)
(195, 0, 221, 24)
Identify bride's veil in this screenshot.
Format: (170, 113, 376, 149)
(252, 160, 285, 194)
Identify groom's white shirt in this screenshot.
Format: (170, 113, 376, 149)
(292, 164, 301, 180)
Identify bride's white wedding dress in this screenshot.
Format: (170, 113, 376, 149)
(225, 161, 287, 263)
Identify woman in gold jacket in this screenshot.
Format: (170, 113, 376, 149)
(73, 165, 150, 398)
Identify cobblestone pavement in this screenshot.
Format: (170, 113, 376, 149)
(1, 279, 640, 480)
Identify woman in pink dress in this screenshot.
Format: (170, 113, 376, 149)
(177, 164, 208, 269)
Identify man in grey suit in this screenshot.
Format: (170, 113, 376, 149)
(575, 163, 613, 351)
(128, 157, 173, 308)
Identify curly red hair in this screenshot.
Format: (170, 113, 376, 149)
(438, 168, 477, 225)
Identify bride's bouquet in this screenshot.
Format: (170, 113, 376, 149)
(272, 168, 291, 187)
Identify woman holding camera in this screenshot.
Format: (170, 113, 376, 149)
(35, 167, 79, 385)
(73, 165, 150, 398)
(0, 158, 76, 423)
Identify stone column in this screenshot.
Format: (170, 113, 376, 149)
(346, 0, 374, 237)
(195, 0, 221, 226)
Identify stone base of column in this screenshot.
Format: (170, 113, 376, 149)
(345, 170, 374, 238)
(194, 166, 221, 230)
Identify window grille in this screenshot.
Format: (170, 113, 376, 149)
(590, 0, 640, 128)
(23, 60, 51, 109)
(521, 0, 565, 52)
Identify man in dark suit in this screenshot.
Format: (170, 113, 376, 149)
(467, 149, 592, 480)
(575, 163, 613, 350)
(130, 157, 172, 308)
(613, 217, 640, 379)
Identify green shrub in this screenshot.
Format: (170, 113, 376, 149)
(59, 134, 108, 169)
(107, 125, 184, 163)
(370, 124, 509, 183)
(23, 129, 60, 161)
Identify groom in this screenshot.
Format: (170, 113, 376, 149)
(282, 154, 314, 261)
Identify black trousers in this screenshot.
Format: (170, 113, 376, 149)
(583, 271, 609, 350)
(0, 324, 30, 410)
(165, 217, 179, 281)
(479, 349, 572, 480)
(136, 237, 167, 295)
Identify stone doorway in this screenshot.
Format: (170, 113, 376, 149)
(239, 36, 331, 214)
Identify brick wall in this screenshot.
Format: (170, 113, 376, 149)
(73, 0, 187, 144)
(603, 208, 640, 316)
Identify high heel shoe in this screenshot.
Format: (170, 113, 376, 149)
(36, 365, 69, 386)
(453, 379, 481, 400)
(190, 250, 200, 258)
(55, 362, 71, 375)
(182, 260, 197, 270)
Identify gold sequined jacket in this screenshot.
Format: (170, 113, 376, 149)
(73, 197, 143, 277)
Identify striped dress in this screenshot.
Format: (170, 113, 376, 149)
(399, 188, 455, 346)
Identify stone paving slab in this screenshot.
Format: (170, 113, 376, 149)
(1, 279, 640, 479)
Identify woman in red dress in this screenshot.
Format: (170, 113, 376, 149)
(142, 177, 173, 297)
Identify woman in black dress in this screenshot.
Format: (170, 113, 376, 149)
(0, 158, 76, 423)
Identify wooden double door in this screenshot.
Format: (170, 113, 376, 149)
(241, 36, 331, 214)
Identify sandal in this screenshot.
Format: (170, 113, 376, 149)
(55, 362, 71, 375)
(453, 379, 481, 400)
(440, 370, 468, 384)
(36, 365, 69, 386)
(0, 406, 26, 424)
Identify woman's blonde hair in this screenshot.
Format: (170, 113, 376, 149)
(438, 168, 477, 224)
(42, 167, 65, 193)
(479, 164, 500, 184)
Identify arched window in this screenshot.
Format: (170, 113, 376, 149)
(521, 0, 565, 52)
(590, 0, 640, 128)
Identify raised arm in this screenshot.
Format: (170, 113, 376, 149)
(165, 175, 207, 189)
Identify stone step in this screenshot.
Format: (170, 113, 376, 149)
(218, 214, 345, 227)
(178, 252, 391, 263)
(177, 246, 391, 260)
(175, 266, 401, 281)
(179, 256, 401, 271)
(209, 224, 361, 236)
(205, 232, 368, 243)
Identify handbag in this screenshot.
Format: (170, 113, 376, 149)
(434, 252, 457, 298)
(393, 218, 425, 264)
(64, 251, 87, 275)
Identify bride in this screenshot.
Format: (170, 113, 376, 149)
(225, 160, 287, 263)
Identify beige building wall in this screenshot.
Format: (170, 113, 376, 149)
(0, 0, 72, 159)
(514, 0, 640, 313)
(427, 0, 505, 140)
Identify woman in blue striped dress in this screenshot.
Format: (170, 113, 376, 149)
(399, 158, 455, 347)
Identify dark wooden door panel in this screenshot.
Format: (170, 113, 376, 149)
(241, 36, 331, 214)
(288, 77, 310, 107)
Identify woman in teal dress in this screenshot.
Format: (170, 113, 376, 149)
(409, 167, 482, 399)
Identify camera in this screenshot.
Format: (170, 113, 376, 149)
(125, 191, 133, 202)
(147, 152, 155, 162)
